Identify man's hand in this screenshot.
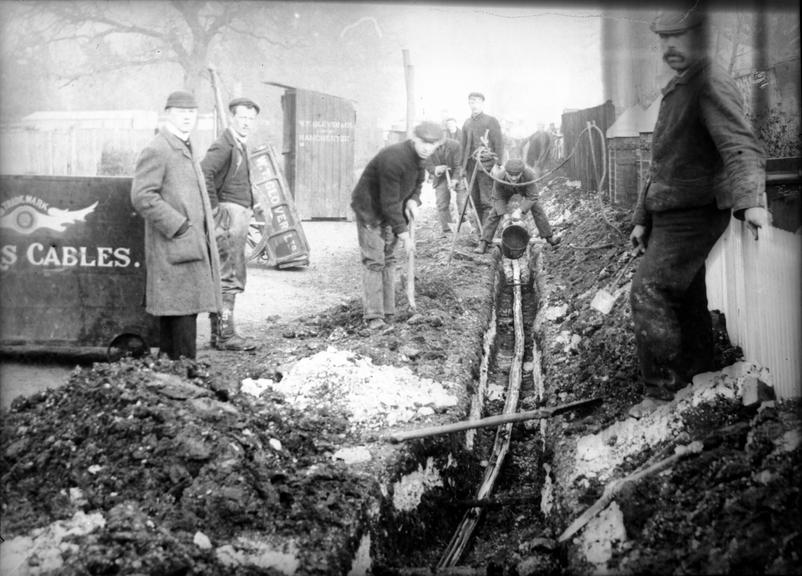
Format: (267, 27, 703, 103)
(404, 199, 419, 222)
(434, 165, 447, 176)
(630, 224, 648, 254)
(397, 231, 414, 256)
(744, 206, 769, 240)
(511, 208, 523, 220)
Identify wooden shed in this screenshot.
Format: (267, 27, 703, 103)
(605, 97, 660, 208)
(265, 82, 356, 220)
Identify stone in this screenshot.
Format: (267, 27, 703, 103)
(741, 376, 776, 408)
(194, 531, 212, 549)
(332, 446, 372, 464)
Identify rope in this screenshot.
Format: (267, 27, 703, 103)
(468, 123, 596, 188)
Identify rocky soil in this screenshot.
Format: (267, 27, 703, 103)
(2, 178, 800, 575)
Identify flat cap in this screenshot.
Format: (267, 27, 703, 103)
(413, 121, 443, 144)
(164, 90, 198, 110)
(229, 97, 260, 115)
(650, 8, 705, 34)
(468, 92, 485, 101)
(505, 158, 525, 176)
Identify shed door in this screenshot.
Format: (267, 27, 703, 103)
(293, 90, 355, 220)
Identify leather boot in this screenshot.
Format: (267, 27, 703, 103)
(215, 295, 257, 351)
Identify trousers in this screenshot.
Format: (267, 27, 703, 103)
(215, 202, 252, 296)
(159, 314, 198, 360)
(630, 204, 731, 393)
(356, 219, 399, 320)
(466, 159, 494, 227)
(482, 189, 553, 243)
(433, 179, 467, 232)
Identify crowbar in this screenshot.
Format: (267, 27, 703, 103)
(386, 396, 602, 443)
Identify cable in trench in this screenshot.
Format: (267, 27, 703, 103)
(438, 258, 526, 567)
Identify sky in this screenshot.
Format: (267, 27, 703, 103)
(365, 3, 605, 135)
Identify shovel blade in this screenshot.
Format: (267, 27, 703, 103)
(590, 289, 617, 314)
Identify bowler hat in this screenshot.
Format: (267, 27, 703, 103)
(229, 97, 260, 115)
(650, 8, 705, 34)
(468, 92, 485, 101)
(164, 90, 198, 110)
(414, 121, 443, 144)
(505, 158, 525, 176)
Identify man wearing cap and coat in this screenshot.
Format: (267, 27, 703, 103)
(460, 92, 504, 235)
(351, 121, 442, 330)
(200, 97, 261, 351)
(425, 134, 465, 235)
(629, 7, 768, 406)
(131, 90, 222, 360)
(475, 158, 560, 254)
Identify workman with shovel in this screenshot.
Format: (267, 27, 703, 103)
(475, 158, 560, 254)
(425, 134, 466, 236)
(629, 7, 768, 408)
(350, 121, 442, 330)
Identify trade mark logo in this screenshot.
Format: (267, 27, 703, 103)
(0, 195, 97, 236)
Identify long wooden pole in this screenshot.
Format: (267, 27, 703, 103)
(208, 64, 229, 135)
(403, 49, 414, 137)
(387, 396, 602, 443)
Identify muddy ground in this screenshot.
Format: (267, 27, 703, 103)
(2, 178, 800, 575)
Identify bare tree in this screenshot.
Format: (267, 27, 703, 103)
(10, 1, 300, 92)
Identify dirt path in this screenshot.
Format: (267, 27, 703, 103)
(196, 219, 363, 348)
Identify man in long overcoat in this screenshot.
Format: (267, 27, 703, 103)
(131, 90, 222, 360)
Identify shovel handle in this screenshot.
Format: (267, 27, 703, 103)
(386, 397, 602, 443)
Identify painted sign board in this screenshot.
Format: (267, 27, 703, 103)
(0, 175, 157, 356)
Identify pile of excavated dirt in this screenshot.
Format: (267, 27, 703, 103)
(2, 178, 800, 575)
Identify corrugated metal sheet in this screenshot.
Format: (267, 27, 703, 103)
(707, 221, 802, 399)
(292, 89, 356, 220)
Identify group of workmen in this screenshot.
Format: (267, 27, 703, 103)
(131, 6, 769, 410)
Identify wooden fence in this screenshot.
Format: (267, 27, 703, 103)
(560, 100, 616, 193)
(707, 219, 801, 400)
(0, 126, 215, 176)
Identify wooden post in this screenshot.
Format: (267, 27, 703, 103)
(403, 49, 414, 136)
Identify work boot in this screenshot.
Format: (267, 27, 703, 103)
(474, 240, 488, 254)
(209, 313, 219, 348)
(546, 235, 562, 247)
(215, 295, 257, 351)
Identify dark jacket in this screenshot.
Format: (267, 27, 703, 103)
(351, 140, 424, 234)
(200, 128, 253, 210)
(460, 112, 504, 170)
(131, 129, 222, 316)
(494, 166, 540, 212)
(425, 139, 462, 188)
(445, 127, 462, 143)
(633, 58, 766, 226)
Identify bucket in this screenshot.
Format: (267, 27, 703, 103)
(500, 222, 530, 259)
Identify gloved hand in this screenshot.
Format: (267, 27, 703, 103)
(404, 199, 420, 222)
(434, 164, 447, 176)
(397, 231, 415, 256)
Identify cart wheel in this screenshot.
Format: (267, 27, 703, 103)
(245, 215, 270, 263)
(107, 333, 148, 362)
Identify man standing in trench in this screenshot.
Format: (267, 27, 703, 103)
(201, 97, 260, 351)
(629, 8, 768, 408)
(131, 91, 222, 360)
(351, 121, 442, 330)
(460, 92, 504, 236)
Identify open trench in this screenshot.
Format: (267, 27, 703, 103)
(352, 240, 566, 575)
